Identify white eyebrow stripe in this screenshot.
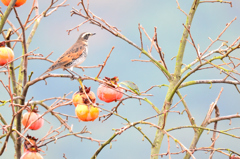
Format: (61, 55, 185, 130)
(81, 32, 90, 38)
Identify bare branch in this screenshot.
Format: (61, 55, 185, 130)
(96, 46, 114, 78)
(176, 0, 188, 16)
(200, 0, 232, 7)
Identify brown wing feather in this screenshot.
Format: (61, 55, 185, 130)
(40, 42, 85, 76)
(56, 44, 84, 66)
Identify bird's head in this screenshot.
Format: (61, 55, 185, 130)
(79, 32, 96, 41)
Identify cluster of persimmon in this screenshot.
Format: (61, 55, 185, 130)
(20, 135, 43, 159)
(72, 86, 99, 121)
(1, 0, 26, 7)
(72, 77, 124, 121)
(21, 107, 44, 158)
(0, 38, 44, 159)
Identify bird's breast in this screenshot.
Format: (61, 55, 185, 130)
(64, 49, 88, 68)
(73, 52, 87, 65)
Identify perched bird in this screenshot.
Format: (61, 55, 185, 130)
(40, 32, 96, 76)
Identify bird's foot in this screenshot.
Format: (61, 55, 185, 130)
(71, 70, 82, 78)
(70, 75, 75, 81)
(64, 69, 75, 80)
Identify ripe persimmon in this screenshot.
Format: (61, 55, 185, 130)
(75, 104, 99, 121)
(20, 151, 43, 159)
(0, 42, 14, 66)
(22, 111, 44, 130)
(97, 84, 123, 103)
(72, 86, 96, 107)
(1, 0, 27, 7)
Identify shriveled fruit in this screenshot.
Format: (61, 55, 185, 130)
(75, 104, 99, 121)
(72, 86, 96, 107)
(0, 42, 14, 66)
(97, 84, 123, 103)
(21, 135, 43, 159)
(22, 111, 44, 130)
(1, 0, 27, 7)
(23, 135, 38, 152)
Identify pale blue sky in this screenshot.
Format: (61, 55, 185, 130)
(1, 0, 240, 158)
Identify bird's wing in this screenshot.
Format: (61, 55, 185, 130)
(40, 43, 85, 76)
(55, 43, 86, 67)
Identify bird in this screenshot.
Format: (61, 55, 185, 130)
(40, 32, 96, 77)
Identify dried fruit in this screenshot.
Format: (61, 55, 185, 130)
(21, 135, 43, 159)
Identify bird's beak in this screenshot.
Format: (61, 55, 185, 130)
(91, 33, 96, 36)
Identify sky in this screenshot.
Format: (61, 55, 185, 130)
(0, 0, 240, 159)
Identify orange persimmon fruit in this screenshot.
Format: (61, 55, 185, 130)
(97, 84, 123, 103)
(20, 151, 43, 159)
(0, 42, 14, 66)
(75, 104, 99, 122)
(1, 0, 27, 7)
(72, 86, 96, 107)
(22, 111, 44, 130)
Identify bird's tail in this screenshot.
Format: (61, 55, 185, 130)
(39, 69, 50, 77)
(39, 64, 56, 77)
(40, 62, 62, 77)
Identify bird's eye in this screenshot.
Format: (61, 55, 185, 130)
(83, 34, 90, 40)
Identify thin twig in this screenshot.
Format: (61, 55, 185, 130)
(96, 46, 114, 78)
(182, 24, 202, 64)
